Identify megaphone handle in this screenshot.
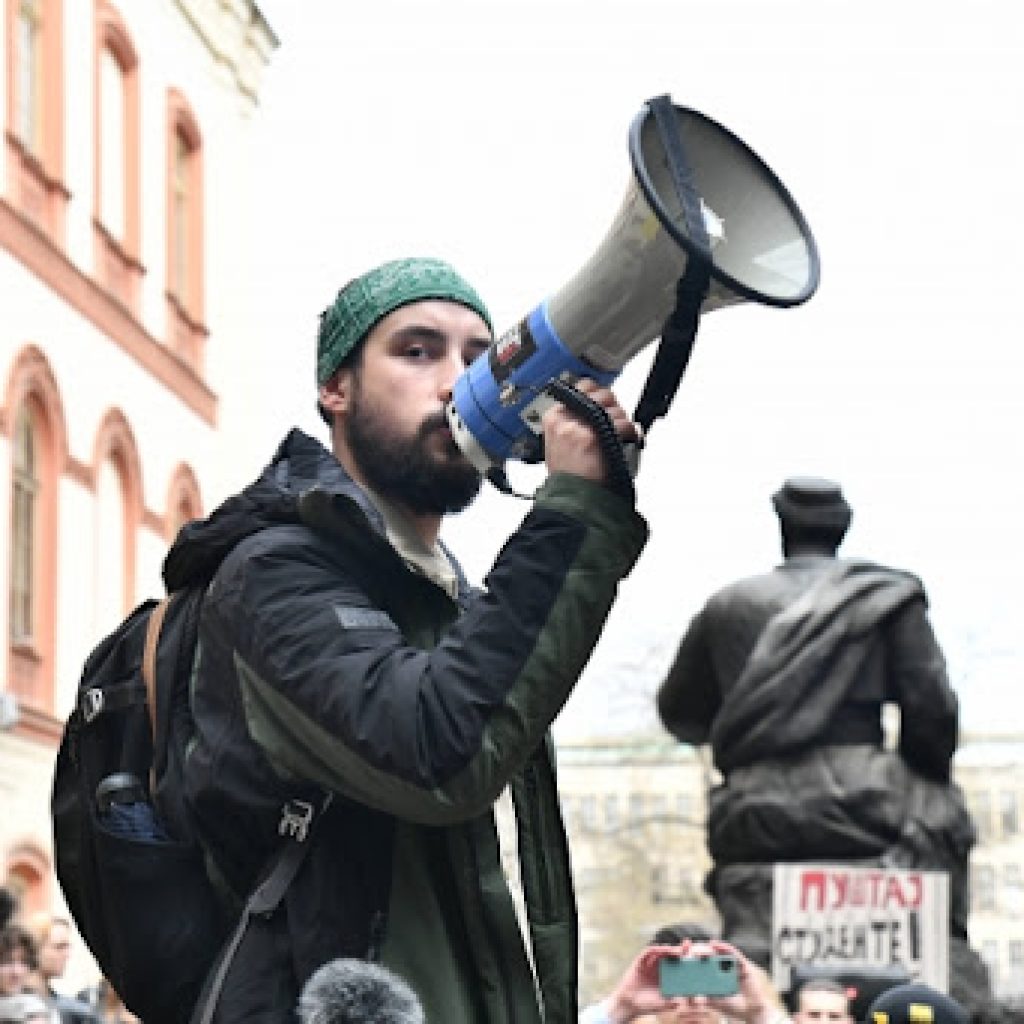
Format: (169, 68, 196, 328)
(544, 379, 637, 505)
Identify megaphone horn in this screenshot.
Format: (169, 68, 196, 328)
(447, 93, 821, 473)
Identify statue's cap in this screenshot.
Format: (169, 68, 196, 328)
(772, 476, 852, 531)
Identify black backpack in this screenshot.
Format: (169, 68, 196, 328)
(52, 585, 328, 1024)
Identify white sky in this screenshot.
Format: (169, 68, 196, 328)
(250, 0, 1023, 741)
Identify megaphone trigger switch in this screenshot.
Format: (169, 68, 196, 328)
(510, 432, 544, 464)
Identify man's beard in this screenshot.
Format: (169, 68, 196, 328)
(344, 388, 482, 517)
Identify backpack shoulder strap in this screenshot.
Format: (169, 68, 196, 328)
(142, 594, 175, 739)
(189, 794, 333, 1024)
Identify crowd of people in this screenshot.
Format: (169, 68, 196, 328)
(0, 888, 137, 1024)
(581, 930, 972, 1024)
(2, 875, 976, 1024)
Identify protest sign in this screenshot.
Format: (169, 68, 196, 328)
(772, 864, 948, 994)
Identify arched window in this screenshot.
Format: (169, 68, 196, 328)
(93, 1, 142, 311)
(165, 462, 202, 541)
(165, 90, 207, 371)
(90, 411, 141, 635)
(3, 346, 65, 711)
(99, 48, 125, 238)
(93, 453, 127, 633)
(5, 844, 51, 917)
(9, 405, 38, 644)
(5, 0, 67, 241)
(170, 129, 192, 302)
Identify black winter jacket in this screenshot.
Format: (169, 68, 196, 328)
(165, 429, 647, 1023)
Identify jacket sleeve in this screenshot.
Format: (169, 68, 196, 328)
(886, 597, 959, 782)
(206, 473, 647, 825)
(655, 605, 720, 745)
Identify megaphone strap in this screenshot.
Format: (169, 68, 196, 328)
(648, 94, 712, 259)
(633, 258, 711, 435)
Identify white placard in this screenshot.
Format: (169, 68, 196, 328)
(772, 864, 949, 994)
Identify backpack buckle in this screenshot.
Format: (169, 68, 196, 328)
(278, 800, 314, 842)
(81, 688, 105, 723)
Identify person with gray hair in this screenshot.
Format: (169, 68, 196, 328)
(296, 959, 423, 1024)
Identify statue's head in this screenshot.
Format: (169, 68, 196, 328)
(772, 476, 852, 556)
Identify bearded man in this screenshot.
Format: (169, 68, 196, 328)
(170, 258, 647, 1023)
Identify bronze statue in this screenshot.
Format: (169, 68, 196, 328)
(656, 477, 994, 1018)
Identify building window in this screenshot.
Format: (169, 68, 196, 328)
(651, 864, 668, 903)
(6, 0, 67, 240)
(972, 864, 996, 913)
(676, 793, 693, 823)
(170, 493, 194, 535)
(10, 406, 37, 644)
(1009, 941, 1024, 990)
(603, 794, 620, 831)
(678, 867, 702, 905)
(164, 461, 204, 540)
(980, 940, 999, 990)
(628, 793, 645, 825)
(90, 411, 142, 636)
(5, 845, 52, 917)
(560, 795, 577, 831)
(15, 0, 44, 154)
(99, 48, 125, 238)
(581, 795, 598, 832)
(165, 90, 206, 368)
(1000, 791, 1018, 839)
(94, 456, 127, 632)
(970, 791, 993, 842)
(170, 131, 189, 300)
(93, 2, 141, 311)
(4, 348, 64, 711)
(650, 794, 667, 823)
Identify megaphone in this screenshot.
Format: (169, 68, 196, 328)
(447, 94, 820, 474)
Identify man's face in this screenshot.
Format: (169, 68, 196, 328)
(37, 921, 71, 979)
(795, 989, 852, 1024)
(329, 299, 491, 517)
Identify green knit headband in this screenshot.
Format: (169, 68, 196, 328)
(317, 257, 493, 385)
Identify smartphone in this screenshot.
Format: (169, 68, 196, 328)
(658, 953, 740, 997)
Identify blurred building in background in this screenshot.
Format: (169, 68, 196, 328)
(558, 733, 1024, 1009)
(551, 737, 716, 1007)
(958, 739, 1024, 1003)
(1, 0, 276, 989)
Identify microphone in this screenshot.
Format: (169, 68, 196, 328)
(297, 958, 425, 1024)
